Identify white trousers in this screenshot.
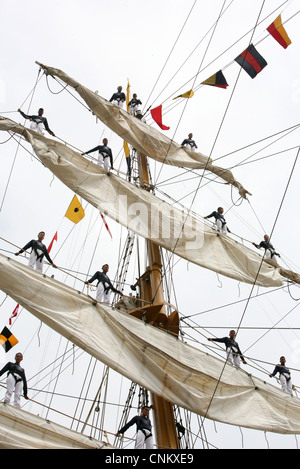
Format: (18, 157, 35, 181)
(264, 249, 279, 263)
(183, 144, 196, 152)
(226, 348, 241, 368)
(4, 374, 23, 407)
(129, 104, 141, 116)
(135, 430, 153, 449)
(97, 154, 110, 171)
(216, 219, 228, 235)
(96, 283, 111, 303)
(280, 374, 293, 395)
(30, 121, 44, 134)
(112, 100, 124, 108)
(28, 250, 44, 272)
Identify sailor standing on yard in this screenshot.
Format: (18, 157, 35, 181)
(252, 235, 281, 263)
(204, 207, 231, 235)
(116, 405, 154, 449)
(82, 138, 114, 171)
(85, 264, 123, 303)
(128, 94, 142, 116)
(181, 133, 198, 152)
(0, 353, 29, 408)
(18, 108, 55, 136)
(269, 356, 293, 395)
(208, 330, 247, 368)
(15, 231, 57, 273)
(109, 86, 126, 108)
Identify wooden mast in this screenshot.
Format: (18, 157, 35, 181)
(136, 151, 180, 449)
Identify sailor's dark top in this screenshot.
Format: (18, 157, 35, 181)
(0, 362, 28, 395)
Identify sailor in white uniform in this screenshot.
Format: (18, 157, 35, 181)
(204, 207, 231, 235)
(181, 133, 198, 152)
(116, 406, 153, 449)
(128, 94, 142, 116)
(252, 235, 281, 263)
(109, 86, 126, 108)
(269, 356, 293, 395)
(85, 264, 123, 303)
(0, 353, 29, 408)
(18, 108, 55, 136)
(208, 330, 247, 368)
(15, 231, 57, 273)
(82, 138, 114, 171)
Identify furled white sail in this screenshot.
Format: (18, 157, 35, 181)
(0, 118, 282, 287)
(0, 403, 112, 449)
(0, 253, 300, 434)
(36, 62, 251, 199)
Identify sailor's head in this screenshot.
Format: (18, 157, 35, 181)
(102, 138, 108, 146)
(280, 356, 286, 365)
(229, 330, 236, 339)
(217, 207, 224, 214)
(38, 231, 45, 241)
(102, 264, 109, 273)
(117, 86, 123, 92)
(38, 108, 44, 116)
(133, 93, 137, 98)
(15, 352, 23, 364)
(141, 406, 151, 417)
(264, 234, 270, 242)
(188, 133, 193, 139)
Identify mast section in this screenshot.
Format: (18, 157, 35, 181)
(135, 151, 180, 449)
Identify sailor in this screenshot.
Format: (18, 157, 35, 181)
(269, 356, 293, 395)
(109, 86, 126, 108)
(204, 207, 231, 235)
(0, 352, 29, 408)
(181, 133, 198, 152)
(116, 405, 154, 449)
(252, 235, 281, 262)
(15, 231, 57, 273)
(128, 94, 142, 117)
(208, 330, 247, 368)
(82, 138, 114, 171)
(18, 108, 55, 136)
(84, 264, 123, 303)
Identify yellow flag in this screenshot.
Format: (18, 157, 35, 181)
(123, 141, 130, 159)
(0, 327, 18, 352)
(173, 89, 194, 100)
(65, 195, 85, 224)
(126, 80, 131, 112)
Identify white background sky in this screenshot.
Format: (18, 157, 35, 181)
(0, 0, 300, 449)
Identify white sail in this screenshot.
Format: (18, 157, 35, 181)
(0, 403, 112, 449)
(36, 62, 251, 200)
(0, 118, 282, 287)
(0, 253, 300, 435)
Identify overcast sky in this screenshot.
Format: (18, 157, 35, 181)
(0, 0, 300, 449)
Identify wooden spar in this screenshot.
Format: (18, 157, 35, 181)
(134, 151, 180, 449)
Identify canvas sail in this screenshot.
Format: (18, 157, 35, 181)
(0, 253, 300, 434)
(0, 403, 112, 449)
(0, 118, 283, 287)
(36, 62, 251, 199)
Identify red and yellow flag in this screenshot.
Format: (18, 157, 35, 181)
(267, 15, 291, 49)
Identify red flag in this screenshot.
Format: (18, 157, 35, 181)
(9, 304, 19, 326)
(47, 232, 58, 253)
(150, 105, 170, 130)
(100, 212, 112, 238)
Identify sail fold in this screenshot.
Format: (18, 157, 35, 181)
(0, 118, 283, 287)
(0, 253, 300, 434)
(0, 403, 112, 449)
(36, 62, 251, 199)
